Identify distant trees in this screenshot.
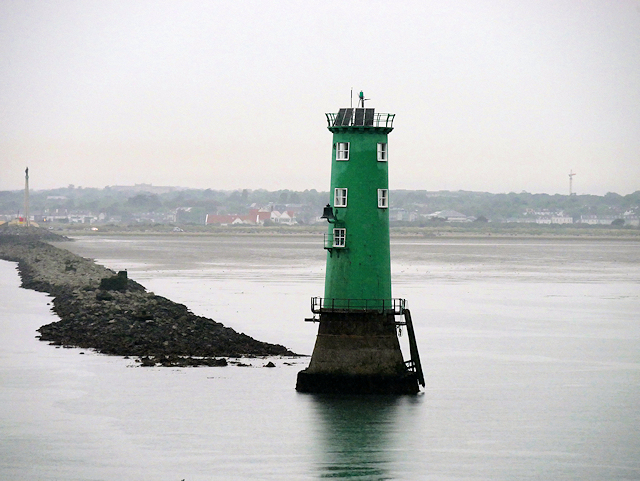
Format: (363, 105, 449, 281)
(0, 186, 638, 226)
(126, 194, 162, 212)
(390, 190, 640, 222)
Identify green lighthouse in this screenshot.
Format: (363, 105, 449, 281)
(296, 97, 424, 394)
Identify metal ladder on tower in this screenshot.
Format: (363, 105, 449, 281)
(403, 309, 425, 387)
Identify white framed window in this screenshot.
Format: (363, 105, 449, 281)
(378, 189, 389, 208)
(333, 228, 346, 247)
(377, 143, 387, 162)
(336, 142, 350, 161)
(334, 188, 348, 207)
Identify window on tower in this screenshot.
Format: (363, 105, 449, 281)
(336, 142, 350, 161)
(378, 189, 389, 208)
(377, 143, 388, 162)
(333, 228, 346, 247)
(334, 188, 348, 207)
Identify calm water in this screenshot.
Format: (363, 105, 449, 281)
(1, 235, 639, 480)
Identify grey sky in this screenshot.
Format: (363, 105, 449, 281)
(1, 0, 639, 195)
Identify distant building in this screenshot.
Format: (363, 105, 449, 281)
(579, 214, 638, 226)
(507, 211, 572, 224)
(270, 210, 297, 225)
(204, 208, 284, 226)
(551, 215, 573, 224)
(248, 209, 272, 225)
(535, 215, 573, 224)
(503, 217, 536, 224)
(205, 214, 244, 225)
(579, 215, 617, 225)
(68, 214, 97, 224)
(427, 210, 474, 222)
(389, 208, 419, 222)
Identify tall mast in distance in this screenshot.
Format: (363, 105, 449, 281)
(569, 170, 576, 196)
(24, 167, 30, 227)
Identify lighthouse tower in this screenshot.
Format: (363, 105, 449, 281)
(296, 96, 424, 394)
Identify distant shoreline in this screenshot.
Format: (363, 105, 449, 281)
(46, 224, 640, 240)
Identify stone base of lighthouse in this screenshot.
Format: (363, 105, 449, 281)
(296, 312, 419, 394)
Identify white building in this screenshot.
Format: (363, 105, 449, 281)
(270, 210, 297, 225)
(551, 215, 573, 224)
(427, 210, 474, 222)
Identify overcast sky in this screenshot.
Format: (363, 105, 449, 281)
(1, 0, 639, 195)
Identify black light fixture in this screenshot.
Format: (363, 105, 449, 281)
(320, 204, 336, 223)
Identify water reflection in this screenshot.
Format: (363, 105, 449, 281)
(308, 395, 401, 480)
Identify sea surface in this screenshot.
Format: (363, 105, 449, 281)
(1, 234, 639, 480)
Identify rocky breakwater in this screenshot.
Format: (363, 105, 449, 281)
(0, 226, 296, 366)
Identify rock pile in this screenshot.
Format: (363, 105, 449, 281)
(0, 223, 70, 242)
(0, 227, 297, 366)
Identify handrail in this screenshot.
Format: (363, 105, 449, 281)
(325, 113, 337, 127)
(325, 111, 395, 129)
(311, 297, 405, 315)
(374, 113, 395, 128)
(404, 309, 425, 387)
(323, 233, 333, 249)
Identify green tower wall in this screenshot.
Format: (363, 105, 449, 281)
(296, 106, 421, 394)
(324, 128, 392, 305)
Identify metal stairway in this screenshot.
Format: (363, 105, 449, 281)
(401, 309, 425, 387)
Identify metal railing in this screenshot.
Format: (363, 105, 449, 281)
(325, 112, 395, 129)
(323, 233, 346, 249)
(311, 297, 406, 315)
(374, 113, 395, 128)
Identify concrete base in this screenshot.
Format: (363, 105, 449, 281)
(296, 370, 419, 394)
(296, 311, 420, 394)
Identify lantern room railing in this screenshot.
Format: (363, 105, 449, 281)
(326, 109, 395, 129)
(311, 297, 406, 315)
